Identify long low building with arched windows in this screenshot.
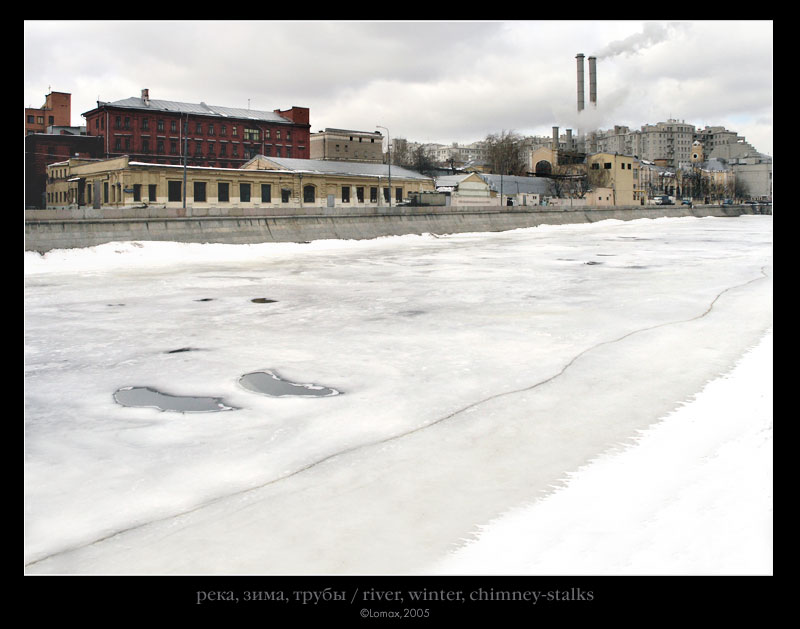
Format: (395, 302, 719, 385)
(44, 155, 435, 210)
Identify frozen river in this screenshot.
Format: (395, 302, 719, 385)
(24, 216, 773, 574)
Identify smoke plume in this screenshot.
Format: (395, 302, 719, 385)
(596, 22, 687, 60)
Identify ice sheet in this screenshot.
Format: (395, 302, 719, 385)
(24, 216, 773, 574)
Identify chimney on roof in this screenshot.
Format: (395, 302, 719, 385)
(141, 88, 150, 106)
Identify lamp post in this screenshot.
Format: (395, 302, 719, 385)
(376, 125, 391, 207)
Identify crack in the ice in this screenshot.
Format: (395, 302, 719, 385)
(25, 266, 770, 569)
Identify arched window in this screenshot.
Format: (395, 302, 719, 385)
(535, 160, 552, 175)
(303, 184, 316, 203)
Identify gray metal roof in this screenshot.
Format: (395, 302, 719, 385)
(479, 174, 553, 195)
(251, 156, 433, 180)
(93, 97, 291, 123)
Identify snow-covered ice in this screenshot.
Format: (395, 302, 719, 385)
(24, 216, 772, 575)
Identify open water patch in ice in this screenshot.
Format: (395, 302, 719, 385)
(113, 386, 237, 412)
(238, 370, 341, 397)
(251, 298, 278, 304)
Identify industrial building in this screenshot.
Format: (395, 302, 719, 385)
(310, 128, 384, 163)
(81, 90, 311, 168)
(44, 155, 435, 210)
(25, 90, 72, 135)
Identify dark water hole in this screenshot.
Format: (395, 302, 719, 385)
(238, 370, 341, 397)
(113, 386, 237, 412)
(251, 298, 278, 303)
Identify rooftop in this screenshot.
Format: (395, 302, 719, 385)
(86, 96, 292, 124)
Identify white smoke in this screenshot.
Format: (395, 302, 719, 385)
(596, 22, 688, 60)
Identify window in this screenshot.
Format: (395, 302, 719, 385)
(196, 122, 202, 134)
(103, 182, 109, 203)
(142, 118, 149, 130)
(168, 181, 182, 202)
(115, 116, 122, 129)
(208, 124, 215, 136)
(383, 187, 390, 203)
(221, 125, 227, 136)
(49, 115, 55, 125)
(357, 187, 364, 203)
(244, 128, 260, 141)
(115, 137, 122, 150)
(158, 119, 165, 131)
(27, 115, 34, 123)
(342, 186, 350, 203)
(370, 187, 378, 203)
(133, 184, 141, 202)
(286, 131, 291, 141)
(158, 140, 165, 154)
(232, 126, 238, 137)
(261, 184, 271, 203)
(170, 120, 177, 133)
(395, 188, 402, 203)
(220, 142, 227, 156)
(124, 117, 131, 130)
(303, 185, 315, 203)
(281, 188, 291, 203)
(604, 163, 612, 169)
(194, 181, 206, 202)
(37, 116, 44, 124)
(240, 183, 251, 203)
(218, 182, 230, 202)
(194, 140, 203, 156)
(148, 184, 157, 202)
(169, 140, 177, 154)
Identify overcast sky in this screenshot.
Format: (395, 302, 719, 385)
(24, 20, 773, 156)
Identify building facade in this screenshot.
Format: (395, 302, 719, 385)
(25, 91, 72, 135)
(25, 133, 104, 208)
(81, 90, 311, 168)
(310, 128, 383, 162)
(45, 155, 434, 210)
(586, 152, 641, 205)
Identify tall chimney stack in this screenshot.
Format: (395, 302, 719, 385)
(588, 56, 597, 107)
(552, 126, 559, 150)
(576, 54, 585, 112)
(141, 88, 150, 106)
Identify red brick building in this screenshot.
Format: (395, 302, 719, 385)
(25, 91, 73, 135)
(81, 89, 311, 168)
(25, 133, 104, 208)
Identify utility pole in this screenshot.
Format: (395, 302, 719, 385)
(183, 112, 188, 209)
(377, 126, 391, 206)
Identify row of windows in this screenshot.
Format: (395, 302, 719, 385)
(103, 115, 291, 141)
(27, 114, 54, 125)
(159, 182, 403, 204)
(110, 136, 296, 159)
(591, 162, 634, 170)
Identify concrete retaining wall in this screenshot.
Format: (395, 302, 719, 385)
(24, 204, 766, 253)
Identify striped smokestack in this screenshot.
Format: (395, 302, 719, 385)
(576, 53, 585, 112)
(588, 56, 597, 107)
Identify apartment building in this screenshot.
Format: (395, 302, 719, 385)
(25, 91, 72, 135)
(82, 89, 311, 168)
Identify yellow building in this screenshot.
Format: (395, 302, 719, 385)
(45, 155, 434, 209)
(586, 152, 641, 205)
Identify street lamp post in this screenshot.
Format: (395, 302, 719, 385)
(376, 125, 391, 207)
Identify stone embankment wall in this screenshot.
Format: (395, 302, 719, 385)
(24, 204, 768, 253)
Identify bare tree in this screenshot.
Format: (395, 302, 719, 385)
(485, 130, 527, 175)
